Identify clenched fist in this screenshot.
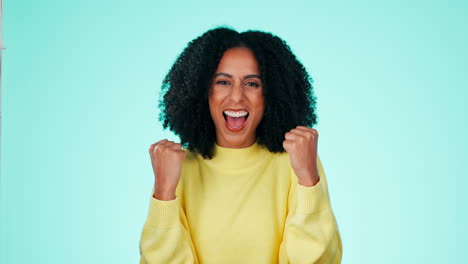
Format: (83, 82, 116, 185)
(283, 126, 320, 187)
(149, 139, 186, 201)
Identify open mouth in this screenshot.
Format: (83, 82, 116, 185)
(222, 112, 250, 121)
(222, 111, 249, 132)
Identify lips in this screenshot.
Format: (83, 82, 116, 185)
(222, 112, 250, 122)
(222, 111, 249, 132)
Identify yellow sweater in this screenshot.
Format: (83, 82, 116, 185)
(139, 141, 343, 263)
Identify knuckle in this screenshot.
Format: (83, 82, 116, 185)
(149, 143, 158, 150)
(163, 146, 172, 153)
(156, 144, 165, 152)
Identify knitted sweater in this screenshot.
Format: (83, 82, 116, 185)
(139, 141, 343, 263)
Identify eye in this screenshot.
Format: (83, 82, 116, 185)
(216, 80, 230, 85)
(246, 82, 260, 87)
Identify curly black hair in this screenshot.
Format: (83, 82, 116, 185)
(157, 25, 318, 159)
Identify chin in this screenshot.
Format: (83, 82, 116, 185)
(217, 127, 256, 148)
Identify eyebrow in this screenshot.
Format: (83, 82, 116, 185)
(212, 72, 261, 80)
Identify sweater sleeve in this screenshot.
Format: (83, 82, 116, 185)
(278, 154, 343, 264)
(139, 184, 199, 264)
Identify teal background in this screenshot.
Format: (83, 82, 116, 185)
(1, 0, 467, 263)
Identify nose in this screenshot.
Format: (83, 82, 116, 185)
(228, 82, 244, 103)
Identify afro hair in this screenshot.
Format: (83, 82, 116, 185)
(158, 25, 318, 159)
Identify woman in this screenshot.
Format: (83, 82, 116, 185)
(139, 26, 343, 263)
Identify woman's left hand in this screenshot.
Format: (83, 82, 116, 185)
(283, 126, 320, 187)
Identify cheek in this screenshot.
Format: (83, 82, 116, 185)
(208, 90, 217, 107)
(209, 88, 225, 103)
(208, 94, 223, 119)
(209, 96, 220, 110)
(259, 97, 265, 118)
(254, 95, 265, 111)
(250, 97, 265, 124)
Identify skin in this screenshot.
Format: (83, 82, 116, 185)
(209, 47, 265, 148)
(149, 139, 186, 200)
(149, 47, 320, 201)
(283, 126, 321, 187)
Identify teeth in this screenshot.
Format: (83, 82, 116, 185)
(223, 110, 248, 118)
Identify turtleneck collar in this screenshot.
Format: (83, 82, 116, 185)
(199, 140, 272, 170)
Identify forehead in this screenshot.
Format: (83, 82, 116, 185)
(215, 47, 260, 74)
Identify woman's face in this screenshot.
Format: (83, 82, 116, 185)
(209, 47, 265, 148)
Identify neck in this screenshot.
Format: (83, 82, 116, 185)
(214, 136, 256, 149)
(200, 140, 271, 170)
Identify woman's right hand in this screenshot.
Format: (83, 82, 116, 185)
(149, 139, 186, 201)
